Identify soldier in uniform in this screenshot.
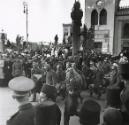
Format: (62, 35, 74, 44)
(23, 58, 32, 78)
(7, 76, 35, 125)
(3, 57, 13, 85)
(31, 61, 42, 101)
(12, 58, 23, 77)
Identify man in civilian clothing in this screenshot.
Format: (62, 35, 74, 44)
(35, 84, 61, 125)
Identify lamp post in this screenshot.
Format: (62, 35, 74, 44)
(23, 1, 29, 43)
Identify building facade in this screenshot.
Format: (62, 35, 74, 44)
(63, 0, 129, 55)
(85, 0, 116, 54)
(85, 0, 129, 55)
(114, 0, 129, 55)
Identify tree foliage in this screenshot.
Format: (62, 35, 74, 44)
(81, 25, 95, 64)
(82, 25, 95, 52)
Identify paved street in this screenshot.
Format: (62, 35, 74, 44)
(0, 87, 106, 125)
(0, 87, 18, 125)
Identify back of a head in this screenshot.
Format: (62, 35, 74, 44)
(45, 63, 51, 71)
(41, 84, 57, 102)
(35, 104, 57, 125)
(79, 99, 101, 125)
(103, 107, 123, 125)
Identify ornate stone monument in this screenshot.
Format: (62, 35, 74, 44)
(71, 1, 83, 56)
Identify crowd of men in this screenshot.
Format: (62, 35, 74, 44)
(0, 44, 129, 125)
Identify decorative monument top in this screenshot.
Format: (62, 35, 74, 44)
(71, 1, 83, 26)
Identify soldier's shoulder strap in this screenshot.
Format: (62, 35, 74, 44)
(9, 111, 19, 120)
(6, 111, 19, 125)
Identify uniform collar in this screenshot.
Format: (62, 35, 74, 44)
(19, 103, 32, 111)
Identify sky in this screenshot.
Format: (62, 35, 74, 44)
(0, 0, 85, 43)
(0, 0, 128, 43)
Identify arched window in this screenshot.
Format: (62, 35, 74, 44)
(91, 9, 98, 25)
(123, 23, 129, 38)
(99, 9, 107, 25)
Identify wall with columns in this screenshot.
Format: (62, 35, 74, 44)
(114, 15, 129, 55)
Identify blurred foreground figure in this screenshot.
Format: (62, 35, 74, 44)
(7, 76, 35, 125)
(79, 99, 101, 125)
(35, 84, 61, 125)
(119, 61, 129, 125)
(103, 107, 123, 125)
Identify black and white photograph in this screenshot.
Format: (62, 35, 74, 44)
(0, 0, 129, 125)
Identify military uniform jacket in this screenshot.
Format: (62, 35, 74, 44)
(12, 61, 23, 77)
(6, 103, 35, 125)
